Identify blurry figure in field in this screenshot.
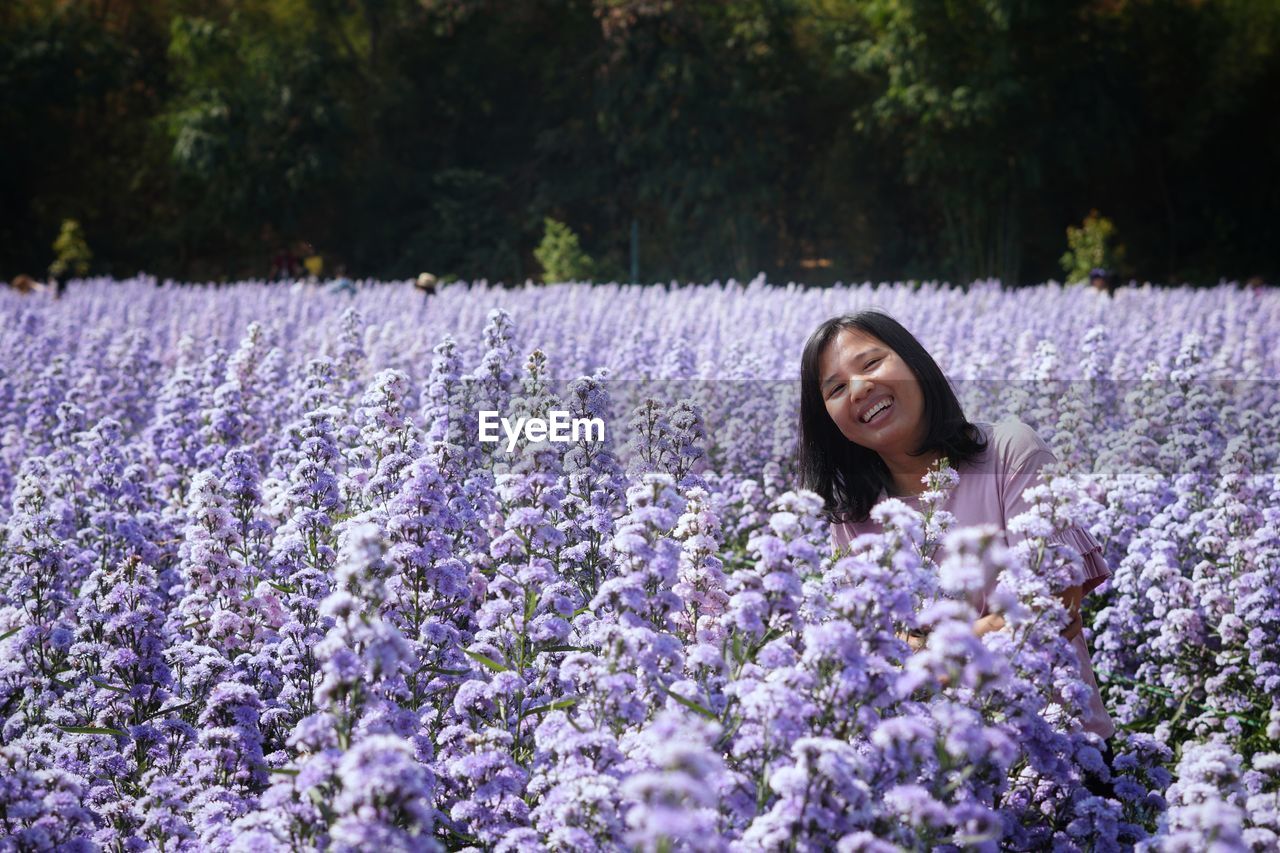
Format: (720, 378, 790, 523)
(299, 242, 322, 282)
(7, 274, 38, 294)
(1088, 267, 1115, 297)
(415, 272, 438, 297)
(327, 264, 356, 296)
(304, 254, 323, 280)
(269, 247, 300, 281)
(1246, 275, 1266, 293)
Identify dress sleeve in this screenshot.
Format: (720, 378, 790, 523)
(1001, 432, 1110, 597)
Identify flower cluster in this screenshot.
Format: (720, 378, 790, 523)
(0, 277, 1276, 850)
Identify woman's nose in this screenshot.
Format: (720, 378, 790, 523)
(847, 377, 871, 401)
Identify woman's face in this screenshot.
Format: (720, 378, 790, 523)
(817, 327, 928, 458)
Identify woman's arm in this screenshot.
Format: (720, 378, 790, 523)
(1058, 583, 1083, 641)
(970, 584, 1083, 640)
(901, 586, 1081, 650)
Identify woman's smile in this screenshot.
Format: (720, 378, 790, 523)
(859, 396, 893, 425)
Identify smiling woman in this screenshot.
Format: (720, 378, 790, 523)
(797, 310, 1117, 750)
(798, 310, 989, 524)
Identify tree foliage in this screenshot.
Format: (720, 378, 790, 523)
(49, 218, 91, 278)
(1, 0, 1276, 285)
(1060, 210, 1124, 285)
(534, 218, 596, 283)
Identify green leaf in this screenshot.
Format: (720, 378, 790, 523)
(0, 625, 20, 643)
(267, 581, 295, 594)
(656, 684, 717, 720)
(463, 649, 510, 672)
(535, 644, 582, 655)
(715, 711, 744, 749)
(269, 767, 300, 776)
(421, 665, 470, 677)
(1168, 688, 1197, 727)
(59, 725, 127, 737)
(523, 697, 579, 717)
(90, 678, 132, 695)
(523, 587, 538, 624)
(139, 698, 198, 724)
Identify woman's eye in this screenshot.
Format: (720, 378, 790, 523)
(828, 384, 844, 398)
(866, 358, 882, 368)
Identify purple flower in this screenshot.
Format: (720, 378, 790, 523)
(329, 734, 438, 850)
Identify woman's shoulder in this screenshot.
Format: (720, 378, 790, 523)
(984, 417, 1054, 469)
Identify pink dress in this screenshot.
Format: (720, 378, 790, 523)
(829, 418, 1116, 739)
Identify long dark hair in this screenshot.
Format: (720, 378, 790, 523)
(798, 310, 987, 525)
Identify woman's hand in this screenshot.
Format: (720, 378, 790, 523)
(972, 613, 1006, 637)
(1058, 584, 1083, 641)
(894, 630, 948, 687)
(971, 586, 1084, 641)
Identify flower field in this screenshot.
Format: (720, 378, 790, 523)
(0, 276, 1276, 851)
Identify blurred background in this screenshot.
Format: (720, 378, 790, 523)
(2, 0, 1277, 287)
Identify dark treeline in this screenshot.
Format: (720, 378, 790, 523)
(3, 0, 1277, 286)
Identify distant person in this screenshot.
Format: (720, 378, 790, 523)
(304, 253, 323, 281)
(270, 247, 299, 281)
(327, 264, 356, 296)
(7, 274, 37, 294)
(1246, 275, 1266, 293)
(415, 272, 438, 298)
(1088, 267, 1115, 297)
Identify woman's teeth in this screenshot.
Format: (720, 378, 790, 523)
(862, 398, 892, 423)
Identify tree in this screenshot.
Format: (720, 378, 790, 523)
(160, 6, 356, 276)
(1060, 210, 1124, 284)
(49, 218, 91, 278)
(591, 0, 805, 282)
(823, 0, 1106, 285)
(534, 217, 595, 283)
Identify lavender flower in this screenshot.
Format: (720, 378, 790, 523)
(1, 277, 1277, 849)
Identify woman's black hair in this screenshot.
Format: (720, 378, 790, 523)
(798, 310, 987, 525)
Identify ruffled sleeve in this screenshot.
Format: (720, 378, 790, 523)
(998, 419, 1110, 597)
(1049, 524, 1110, 596)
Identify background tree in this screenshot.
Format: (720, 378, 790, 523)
(534, 218, 597, 283)
(1060, 210, 1125, 285)
(49, 218, 92, 279)
(0, 0, 1276, 285)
